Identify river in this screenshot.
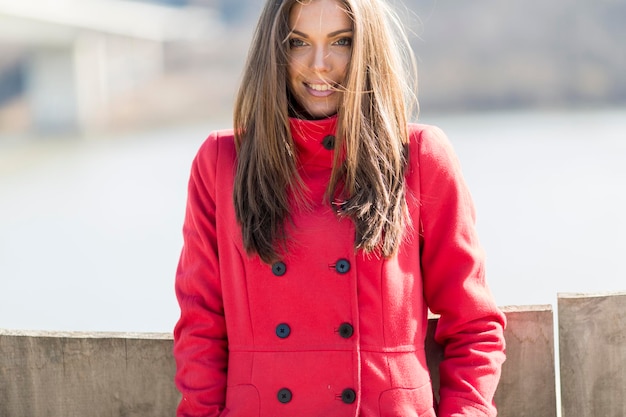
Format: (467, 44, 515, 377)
(1, 108, 624, 332)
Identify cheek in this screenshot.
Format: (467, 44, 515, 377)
(287, 60, 303, 83)
(335, 54, 351, 79)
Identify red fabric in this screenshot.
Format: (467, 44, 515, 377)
(173, 117, 506, 417)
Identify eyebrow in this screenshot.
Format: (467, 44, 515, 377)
(290, 28, 353, 38)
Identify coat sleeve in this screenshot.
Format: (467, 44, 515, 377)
(173, 132, 228, 417)
(414, 125, 506, 417)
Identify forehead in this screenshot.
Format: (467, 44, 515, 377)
(289, 0, 352, 32)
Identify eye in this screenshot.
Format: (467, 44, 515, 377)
(334, 37, 352, 47)
(289, 38, 307, 48)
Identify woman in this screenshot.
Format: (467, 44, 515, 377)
(173, 0, 506, 416)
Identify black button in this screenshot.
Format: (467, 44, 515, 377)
(341, 388, 356, 404)
(335, 259, 351, 274)
(338, 323, 354, 339)
(322, 135, 335, 150)
(272, 261, 286, 276)
(277, 388, 292, 403)
(276, 323, 291, 338)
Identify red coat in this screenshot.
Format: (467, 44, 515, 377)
(173, 116, 506, 417)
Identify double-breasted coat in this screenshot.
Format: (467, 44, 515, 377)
(173, 116, 506, 417)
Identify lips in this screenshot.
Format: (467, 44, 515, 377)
(306, 83, 333, 91)
(304, 81, 337, 97)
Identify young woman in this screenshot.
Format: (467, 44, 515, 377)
(173, 0, 506, 416)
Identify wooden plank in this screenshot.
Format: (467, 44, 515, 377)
(0, 332, 179, 417)
(427, 305, 557, 417)
(1, 304, 560, 417)
(558, 292, 626, 417)
(498, 305, 557, 417)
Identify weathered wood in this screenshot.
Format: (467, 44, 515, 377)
(0, 310, 553, 417)
(0, 331, 179, 417)
(497, 305, 557, 417)
(558, 292, 626, 417)
(427, 306, 558, 417)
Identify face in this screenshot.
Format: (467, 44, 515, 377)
(287, 0, 353, 119)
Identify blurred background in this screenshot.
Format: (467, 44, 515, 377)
(1, 0, 625, 332)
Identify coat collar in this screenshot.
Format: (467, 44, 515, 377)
(289, 115, 338, 169)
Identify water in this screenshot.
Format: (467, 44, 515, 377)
(1, 109, 625, 332)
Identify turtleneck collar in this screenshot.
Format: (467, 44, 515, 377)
(289, 115, 338, 169)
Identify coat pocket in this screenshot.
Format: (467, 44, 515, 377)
(378, 383, 435, 417)
(224, 384, 260, 417)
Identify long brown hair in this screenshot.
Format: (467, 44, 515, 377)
(234, 0, 418, 263)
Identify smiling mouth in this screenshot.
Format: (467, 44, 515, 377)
(305, 82, 337, 92)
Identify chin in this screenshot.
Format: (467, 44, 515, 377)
(304, 105, 339, 119)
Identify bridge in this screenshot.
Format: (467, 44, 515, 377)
(0, 0, 220, 133)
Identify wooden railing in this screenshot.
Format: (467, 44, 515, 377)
(1, 292, 624, 417)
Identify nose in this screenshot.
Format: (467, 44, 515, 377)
(311, 45, 331, 72)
